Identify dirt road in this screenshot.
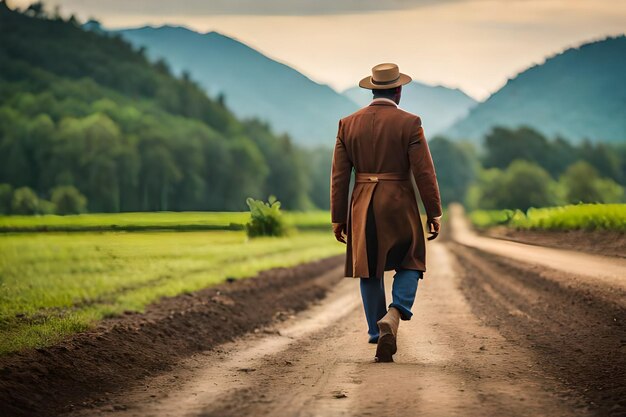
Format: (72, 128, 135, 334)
(68, 206, 626, 417)
(447, 204, 625, 417)
(449, 204, 626, 290)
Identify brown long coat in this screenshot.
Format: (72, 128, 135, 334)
(330, 100, 442, 278)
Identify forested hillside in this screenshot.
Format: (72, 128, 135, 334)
(115, 25, 358, 146)
(445, 36, 626, 144)
(0, 3, 320, 212)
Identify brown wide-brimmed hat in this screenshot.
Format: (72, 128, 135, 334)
(359, 63, 412, 90)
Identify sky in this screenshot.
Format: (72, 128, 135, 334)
(9, 0, 626, 100)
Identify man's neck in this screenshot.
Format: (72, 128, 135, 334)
(371, 97, 398, 106)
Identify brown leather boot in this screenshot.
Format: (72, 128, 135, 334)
(375, 307, 401, 362)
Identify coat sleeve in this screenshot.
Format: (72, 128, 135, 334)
(330, 120, 353, 224)
(408, 117, 443, 219)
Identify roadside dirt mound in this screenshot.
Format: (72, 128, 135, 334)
(484, 227, 626, 258)
(448, 242, 626, 417)
(0, 255, 344, 417)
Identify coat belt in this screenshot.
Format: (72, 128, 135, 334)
(354, 172, 410, 183)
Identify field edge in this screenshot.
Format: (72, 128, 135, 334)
(0, 254, 345, 417)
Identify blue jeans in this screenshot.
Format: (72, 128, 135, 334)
(360, 269, 423, 343)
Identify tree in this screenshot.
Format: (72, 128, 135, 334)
(55, 113, 123, 212)
(501, 160, 558, 210)
(154, 58, 171, 76)
(243, 120, 311, 210)
(139, 142, 182, 211)
(223, 138, 269, 210)
(468, 160, 558, 211)
(50, 185, 87, 214)
(613, 143, 626, 186)
(0, 109, 33, 189)
(115, 145, 141, 212)
(0, 183, 13, 214)
(304, 146, 333, 210)
(482, 127, 577, 178)
(25, 2, 45, 18)
(168, 132, 206, 211)
(559, 161, 624, 204)
(429, 137, 478, 205)
(465, 168, 506, 210)
(11, 187, 40, 214)
(483, 127, 548, 169)
(578, 141, 623, 185)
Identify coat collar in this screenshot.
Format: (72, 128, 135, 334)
(369, 98, 398, 107)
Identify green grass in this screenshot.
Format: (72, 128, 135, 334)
(469, 203, 626, 231)
(0, 210, 332, 232)
(0, 229, 344, 355)
(283, 211, 332, 229)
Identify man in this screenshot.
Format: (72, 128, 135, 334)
(330, 63, 442, 363)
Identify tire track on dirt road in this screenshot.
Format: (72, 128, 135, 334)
(74, 243, 589, 417)
(447, 203, 626, 416)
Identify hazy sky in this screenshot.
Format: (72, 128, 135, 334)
(10, 0, 626, 100)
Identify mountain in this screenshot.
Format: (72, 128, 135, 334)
(0, 4, 315, 212)
(445, 36, 626, 144)
(114, 25, 359, 146)
(343, 81, 477, 136)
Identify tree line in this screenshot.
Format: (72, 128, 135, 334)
(430, 127, 626, 211)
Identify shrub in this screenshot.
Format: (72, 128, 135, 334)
(50, 185, 88, 215)
(245, 196, 289, 238)
(467, 160, 559, 211)
(38, 199, 56, 215)
(500, 160, 559, 210)
(559, 161, 624, 204)
(11, 187, 40, 214)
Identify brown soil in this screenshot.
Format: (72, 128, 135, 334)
(484, 227, 626, 258)
(448, 242, 626, 417)
(67, 242, 592, 417)
(0, 255, 344, 417)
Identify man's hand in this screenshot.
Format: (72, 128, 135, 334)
(426, 217, 441, 241)
(332, 222, 347, 244)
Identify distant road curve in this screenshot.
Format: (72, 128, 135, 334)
(448, 203, 626, 291)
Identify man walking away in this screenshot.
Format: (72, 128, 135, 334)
(330, 63, 442, 362)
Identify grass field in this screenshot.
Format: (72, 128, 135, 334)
(0, 229, 344, 355)
(0, 211, 332, 232)
(470, 203, 626, 231)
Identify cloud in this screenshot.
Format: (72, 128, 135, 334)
(12, 0, 470, 16)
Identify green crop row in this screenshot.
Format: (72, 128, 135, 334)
(0, 211, 333, 233)
(469, 203, 626, 231)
